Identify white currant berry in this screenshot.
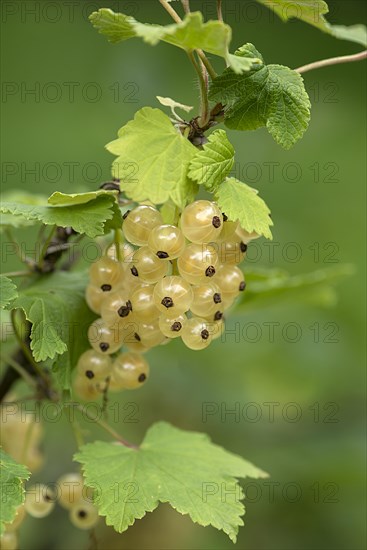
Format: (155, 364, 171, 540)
(159, 313, 187, 339)
(123, 205, 163, 246)
(236, 226, 261, 244)
(110, 352, 149, 390)
(57, 473, 85, 509)
(76, 350, 111, 383)
(72, 375, 103, 401)
(69, 501, 99, 530)
(153, 276, 193, 315)
(100, 290, 133, 327)
(214, 265, 246, 300)
(130, 246, 169, 283)
(89, 256, 124, 292)
(107, 242, 135, 264)
(218, 217, 239, 241)
(177, 243, 219, 284)
(130, 285, 160, 321)
(25, 484, 56, 518)
(147, 224, 186, 260)
(85, 284, 105, 314)
(0, 531, 18, 550)
(211, 318, 225, 341)
(216, 240, 247, 265)
(180, 200, 223, 243)
(87, 318, 123, 355)
(125, 318, 166, 349)
(190, 282, 223, 317)
(181, 317, 213, 350)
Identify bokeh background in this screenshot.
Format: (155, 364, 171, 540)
(1, 1, 366, 549)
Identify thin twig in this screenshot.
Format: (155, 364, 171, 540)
(181, 0, 190, 14)
(0, 353, 37, 388)
(1, 271, 32, 278)
(188, 51, 210, 126)
(159, 0, 181, 23)
(295, 50, 367, 74)
(38, 225, 57, 268)
(73, 403, 138, 449)
(217, 0, 223, 22)
(197, 50, 218, 79)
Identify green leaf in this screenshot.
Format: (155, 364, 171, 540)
(255, 1, 367, 46)
(0, 277, 18, 309)
(10, 271, 96, 388)
(90, 9, 261, 74)
(236, 264, 354, 311)
(215, 178, 273, 239)
(0, 191, 122, 238)
(0, 449, 30, 535)
(75, 422, 267, 542)
(107, 107, 198, 208)
(329, 24, 367, 47)
(209, 46, 311, 149)
(188, 130, 235, 192)
(156, 96, 193, 116)
(0, 191, 48, 229)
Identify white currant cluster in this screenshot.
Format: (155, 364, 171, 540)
(75, 200, 258, 399)
(1, 474, 98, 549)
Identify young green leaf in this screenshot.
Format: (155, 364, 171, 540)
(106, 107, 198, 208)
(236, 264, 354, 311)
(209, 46, 311, 149)
(11, 271, 96, 388)
(255, 0, 367, 46)
(0, 192, 122, 238)
(0, 449, 30, 535)
(0, 276, 18, 309)
(0, 191, 48, 229)
(156, 96, 193, 117)
(188, 130, 235, 192)
(74, 422, 268, 542)
(215, 178, 273, 239)
(90, 9, 260, 74)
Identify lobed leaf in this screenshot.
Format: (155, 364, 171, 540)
(188, 130, 235, 192)
(107, 107, 198, 208)
(75, 422, 267, 542)
(209, 45, 311, 149)
(0, 449, 30, 536)
(215, 178, 273, 239)
(0, 277, 18, 310)
(90, 9, 261, 74)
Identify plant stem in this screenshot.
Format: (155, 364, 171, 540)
(181, 0, 190, 14)
(159, 0, 181, 23)
(217, 0, 223, 22)
(38, 225, 57, 268)
(0, 353, 37, 388)
(159, 0, 218, 81)
(74, 403, 138, 449)
(188, 51, 210, 125)
(295, 50, 367, 74)
(1, 271, 32, 278)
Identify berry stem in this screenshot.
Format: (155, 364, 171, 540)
(74, 404, 139, 449)
(295, 50, 367, 74)
(187, 51, 210, 126)
(181, 0, 190, 14)
(217, 0, 223, 22)
(38, 225, 57, 269)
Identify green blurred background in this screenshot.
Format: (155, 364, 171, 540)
(1, 0, 366, 549)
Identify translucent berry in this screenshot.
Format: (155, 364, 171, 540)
(69, 501, 99, 530)
(216, 240, 247, 265)
(87, 318, 123, 355)
(25, 484, 56, 518)
(72, 375, 103, 401)
(219, 218, 239, 241)
(57, 473, 85, 509)
(148, 224, 185, 260)
(85, 284, 105, 315)
(130, 285, 160, 321)
(131, 246, 169, 283)
(177, 243, 219, 285)
(110, 352, 149, 390)
(124, 318, 165, 349)
(181, 317, 213, 350)
(76, 350, 112, 382)
(107, 242, 135, 264)
(123, 205, 163, 246)
(214, 265, 246, 301)
(153, 276, 193, 315)
(190, 282, 223, 317)
(236, 226, 261, 244)
(100, 290, 133, 327)
(0, 531, 18, 550)
(159, 313, 187, 339)
(89, 256, 124, 292)
(180, 200, 223, 243)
